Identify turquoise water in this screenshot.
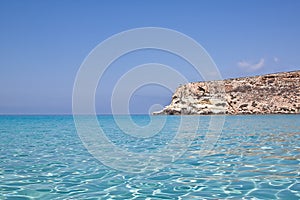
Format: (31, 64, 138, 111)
(0, 115, 299, 199)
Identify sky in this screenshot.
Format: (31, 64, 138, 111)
(0, 0, 299, 114)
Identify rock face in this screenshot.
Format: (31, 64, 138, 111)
(153, 70, 300, 115)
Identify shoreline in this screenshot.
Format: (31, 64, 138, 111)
(153, 70, 300, 115)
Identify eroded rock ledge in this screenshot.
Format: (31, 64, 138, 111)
(153, 70, 300, 115)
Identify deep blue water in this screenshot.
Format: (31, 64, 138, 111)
(0, 115, 299, 199)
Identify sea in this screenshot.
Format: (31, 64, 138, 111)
(0, 115, 299, 199)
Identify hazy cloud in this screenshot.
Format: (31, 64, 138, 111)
(237, 58, 265, 71)
(274, 57, 279, 63)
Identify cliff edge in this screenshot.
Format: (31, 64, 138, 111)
(153, 70, 300, 115)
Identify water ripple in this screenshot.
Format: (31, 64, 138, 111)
(0, 115, 299, 199)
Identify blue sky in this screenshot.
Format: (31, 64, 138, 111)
(0, 0, 299, 114)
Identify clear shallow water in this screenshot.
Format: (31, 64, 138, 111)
(0, 115, 299, 199)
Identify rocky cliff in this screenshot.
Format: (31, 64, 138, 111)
(153, 70, 300, 115)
